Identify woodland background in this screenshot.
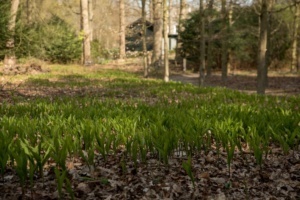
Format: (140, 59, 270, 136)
(1, 0, 300, 95)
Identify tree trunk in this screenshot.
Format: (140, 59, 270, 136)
(142, 0, 149, 78)
(119, 0, 126, 59)
(227, 0, 233, 76)
(257, 0, 268, 95)
(199, 0, 205, 86)
(175, 0, 187, 66)
(168, 0, 172, 34)
(152, 0, 163, 69)
(81, 0, 92, 65)
(206, 0, 214, 77)
(221, 0, 228, 82)
(4, 0, 20, 73)
(7, 0, 19, 48)
(149, 0, 153, 22)
(298, 47, 300, 71)
(88, 0, 94, 41)
(163, 0, 169, 82)
(264, 0, 274, 87)
(292, 3, 299, 73)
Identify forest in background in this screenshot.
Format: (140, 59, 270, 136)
(0, 0, 300, 93)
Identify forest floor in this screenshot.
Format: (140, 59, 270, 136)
(170, 71, 300, 96)
(1, 57, 299, 97)
(0, 59, 300, 200)
(110, 58, 300, 97)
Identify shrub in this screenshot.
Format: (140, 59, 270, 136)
(15, 16, 82, 64)
(91, 40, 119, 62)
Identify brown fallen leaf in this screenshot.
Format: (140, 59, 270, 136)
(67, 161, 74, 170)
(211, 177, 226, 185)
(77, 182, 92, 194)
(198, 172, 210, 179)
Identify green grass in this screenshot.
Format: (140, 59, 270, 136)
(0, 64, 299, 198)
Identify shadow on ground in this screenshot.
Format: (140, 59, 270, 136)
(0, 72, 160, 103)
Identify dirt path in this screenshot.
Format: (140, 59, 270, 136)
(170, 71, 300, 96)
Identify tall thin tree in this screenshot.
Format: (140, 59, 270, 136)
(7, 0, 19, 49)
(4, 0, 20, 71)
(292, 3, 300, 72)
(163, 0, 169, 82)
(199, 0, 205, 86)
(206, 0, 214, 77)
(81, 0, 92, 65)
(175, 0, 187, 66)
(119, 0, 126, 59)
(257, 0, 268, 94)
(142, 0, 149, 77)
(152, 0, 163, 69)
(88, 0, 94, 41)
(168, 0, 172, 34)
(227, 0, 234, 75)
(265, 0, 274, 87)
(149, 0, 153, 22)
(221, 0, 228, 82)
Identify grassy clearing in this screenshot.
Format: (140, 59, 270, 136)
(0, 64, 299, 199)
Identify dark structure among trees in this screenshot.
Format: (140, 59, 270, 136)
(126, 18, 154, 52)
(126, 18, 178, 53)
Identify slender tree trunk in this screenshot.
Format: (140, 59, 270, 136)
(149, 0, 153, 22)
(88, 0, 94, 41)
(264, 0, 274, 87)
(163, 0, 169, 82)
(81, 0, 92, 65)
(292, 3, 299, 73)
(175, 0, 187, 66)
(221, 0, 228, 82)
(4, 0, 20, 72)
(206, 0, 214, 77)
(152, 0, 163, 69)
(119, 0, 126, 59)
(142, 0, 149, 77)
(7, 0, 19, 49)
(297, 47, 300, 71)
(199, 0, 205, 86)
(169, 0, 172, 34)
(257, 0, 268, 95)
(227, 0, 233, 76)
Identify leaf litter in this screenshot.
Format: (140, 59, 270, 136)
(1, 146, 300, 200)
